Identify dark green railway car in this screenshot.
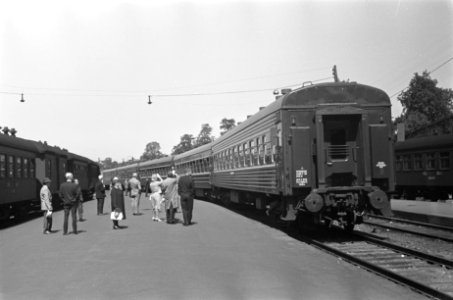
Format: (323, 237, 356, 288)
(211, 82, 395, 230)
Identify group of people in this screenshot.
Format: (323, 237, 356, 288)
(110, 169, 195, 228)
(40, 172, 86, 235)
(39, 169, 195, 235)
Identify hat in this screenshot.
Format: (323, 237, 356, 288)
(43, 177, 51, 184)
(113, 177, 119, 183)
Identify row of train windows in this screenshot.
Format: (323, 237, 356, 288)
(176, 158, 212, 174)
(0, 154, 36, 179)
(213, 136, 275, 171)
(140, 167, 173, 178)
(395, 152, 450, 171)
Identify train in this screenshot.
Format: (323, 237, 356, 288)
(394, 134, 453, 201)
(103, 81, 395, 231)
(0, 131, 100, 220)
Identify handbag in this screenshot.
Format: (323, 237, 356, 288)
(110, 209, 124, 221)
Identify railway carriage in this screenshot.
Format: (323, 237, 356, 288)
(395, 135, 453, 201)
(210, 82, 395, 230)
(0, 133, 100, 220)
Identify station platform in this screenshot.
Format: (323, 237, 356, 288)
(0, 196, 429, 300)
(391, 199, 453, 227)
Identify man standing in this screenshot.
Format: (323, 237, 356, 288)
(162, 171, 179, 224)
(95, 175, 106, 215)
(178, 168, 195, 226)
(74, 178, 84, 221)
(59, 172, 79, 235)
(40, 177, 53, 234)
(129, 173, 142, 215)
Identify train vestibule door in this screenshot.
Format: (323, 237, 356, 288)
(317, 114, 364, 188)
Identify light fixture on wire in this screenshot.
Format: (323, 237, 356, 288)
(20, 93, 25, 103)
(147, 95, 152, 105)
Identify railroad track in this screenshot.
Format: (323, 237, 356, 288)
(364, 215, 453, 243)
(307, 231, 453, 300)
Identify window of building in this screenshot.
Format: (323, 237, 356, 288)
(0, 155, 6, 178)
(439, 152, 450, 170)
(45, 159, 51, 178)
(426, 153, 436, 170)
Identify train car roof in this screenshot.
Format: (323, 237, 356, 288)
(139, 156, 173, 168)
(0, 134, 42, 153)
(173, 143, 212, 163)
(395, 135, 453, 151)
(213, 81, 389, 149)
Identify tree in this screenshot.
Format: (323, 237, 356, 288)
(195, 123, 214, 147)
(140, 141, 165, 161)
(396, 71, 453, 135)
(220, 118, 236, 135)
(172, 134, 195, 155)
(99, 157, 118, 170)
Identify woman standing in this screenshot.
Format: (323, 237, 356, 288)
(110, 177, 126, 229)
(149, 173, 163, 222)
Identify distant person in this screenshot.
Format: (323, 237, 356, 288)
(162, 171, 179, 224)
(144, 177, 152, 198)
(178, 168, 195, 226)
(95, 175, 106, 215)
(40, 177, 53, 234)
(74, 178, 85, 222)
(111, 177, 126, 229)
(129, 173, 142, 215)
(59, 172, 79, 235)
(149, 173, 163, 222)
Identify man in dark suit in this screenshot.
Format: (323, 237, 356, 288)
(59, 172, 79, 235)
(178, 168, 195, 226)
(94, 175, 106, 215)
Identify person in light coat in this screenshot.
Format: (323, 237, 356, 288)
(40, 177, 53, 234)
(161, 171, 179, 224)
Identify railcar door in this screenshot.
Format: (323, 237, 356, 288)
(316, 113, 365, 188)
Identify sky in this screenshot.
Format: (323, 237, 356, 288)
(1, 0, 452, 163)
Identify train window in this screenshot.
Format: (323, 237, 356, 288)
(23, 158, 29, 178)
(45, 159, 51, 178)
(15, 157, 22, 178)
(30, 160, 35, 178)
(0, 155, 6, 178)
(244, 142, 250, 167)
(232, 147, 237, 168)
(237, 144, 243, 167)
(259, 136, 265, 165)
(413, 154, 423, 170)
(426, 153, 436, 170)
(402, 155, 412, 171)
(439, 152, 450, 170)
(8, 156, 14, 178)
(265, 134, 272, 164)
(395, 155, 403, 171)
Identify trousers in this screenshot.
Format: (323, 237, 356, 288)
(131, 194, 141, 214)
(43, 211, 52, 232)
(180, 195, 194, 225)
(63, 204, 77, 234)
(97, 197, 105, 215)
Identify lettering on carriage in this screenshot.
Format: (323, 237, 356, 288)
(296, 167, 308, 186)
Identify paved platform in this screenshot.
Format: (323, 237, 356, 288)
(0, 195, 429, 300)
(391, 199, 453, 227)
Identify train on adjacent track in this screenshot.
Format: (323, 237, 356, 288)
(394, 134, 453, 201)
(0, 132, 100, 220)
(103, 81, 395, 231)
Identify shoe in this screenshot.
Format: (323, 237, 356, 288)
(79, 218, 85, 222)
(73, 231, 78, 235)
(156, 218, 162, 222)
(63, 232, 68, 235)
(113, 225, 119, 230)
(44, 230, 50, 234)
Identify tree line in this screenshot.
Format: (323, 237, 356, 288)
(99, 118, 236, 170)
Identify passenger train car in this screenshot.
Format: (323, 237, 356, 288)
(395, 135, 453, 201)
(0, 133, 100, 220)
(103, 81, 395, 231)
